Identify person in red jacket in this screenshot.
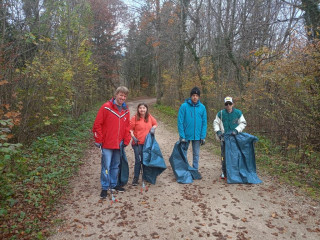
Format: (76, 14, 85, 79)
(92, 86, 131, 199)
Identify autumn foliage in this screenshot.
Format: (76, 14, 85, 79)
(0, 0, 126, 239)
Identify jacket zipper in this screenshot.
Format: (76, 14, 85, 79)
(194, 105, 196, 140)
(118, 110, 121, 146)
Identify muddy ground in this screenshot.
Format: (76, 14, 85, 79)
(49, 97, 320, 240)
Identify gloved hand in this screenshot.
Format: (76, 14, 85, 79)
(180, 138, 187, 143)
(132, 136, 139, 145)
(150, 127, 155, 135)
(120, 140, 127, 147)
(95, 142, 102, 148)
(200, 139, 205, 145)
(231, 130, 238, 136)
(216, 131, 223, 140)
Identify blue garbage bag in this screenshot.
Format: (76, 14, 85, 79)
(142, 133, 167, 184)
(118, 142, 129, 186)
(225, 133, 262, 184)
(169, 141, 202, 184)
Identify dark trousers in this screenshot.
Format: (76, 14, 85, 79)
(132, 144, 144, 178)
(220, 140, 226, 175)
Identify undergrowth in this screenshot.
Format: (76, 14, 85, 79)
(0, 106, 97, 240)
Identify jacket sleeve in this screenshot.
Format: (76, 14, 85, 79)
(213, 111, 223, 133)
(235, 114, 247, 133)
(150, 115, 157, 127)
(123, 111, 131, 146)
(177, 104, 186, 139)
(130, 116, 136, 131)
(92, 105, 105, 143)
(201, 106, 207, 139)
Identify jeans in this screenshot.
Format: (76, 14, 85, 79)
(132, 144, 143, 178)
(182, 140, 201, 169)
(100, 148, 120, 190)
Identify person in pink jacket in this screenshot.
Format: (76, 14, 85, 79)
(92, 86, 131, 199)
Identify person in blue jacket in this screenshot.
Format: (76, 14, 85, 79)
(177, 87, 207, 171)
(213, 96, 247, 180)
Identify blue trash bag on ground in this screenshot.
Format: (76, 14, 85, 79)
(142, 133, 167, 184)
(118, 142, 129, 186)
(169, 141, 202, 184)
(225, 132, 262, 184)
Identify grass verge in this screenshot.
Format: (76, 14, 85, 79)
(0, 106, 98, 240)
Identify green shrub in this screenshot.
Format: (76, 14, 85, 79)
(0, 105, 98, 240)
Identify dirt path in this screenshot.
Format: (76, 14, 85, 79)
(49, 98, 320, 240)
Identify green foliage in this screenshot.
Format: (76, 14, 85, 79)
(153, 104, 178, 117)
(0, 106, 98, 240)
(15, 51, 74, 141)
(254, 133, 320, 200)
(1, 0, 99, 145)
(14, 42, 98, 142)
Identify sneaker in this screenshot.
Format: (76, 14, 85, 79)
(132, 177, 139, 186)
(100, 190, 108, 199)
(112, 186, 125, 192)
(220, 173, 227, 180)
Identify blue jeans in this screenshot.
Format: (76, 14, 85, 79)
(132, 144, 143, 178)
(182, 140, 201, 169)
(100, 148, 120, 190)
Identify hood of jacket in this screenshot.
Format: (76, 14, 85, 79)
(185, 98, 201, 107)
(110, 97, 128, 110)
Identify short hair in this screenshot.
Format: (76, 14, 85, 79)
(114, 86, 129, 96)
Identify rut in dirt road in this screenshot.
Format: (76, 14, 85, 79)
(49, 98, 320, 240)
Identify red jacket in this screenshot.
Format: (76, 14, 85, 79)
(92, 98, 131, 149)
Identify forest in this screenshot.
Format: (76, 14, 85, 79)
(0, 0, 319, 239)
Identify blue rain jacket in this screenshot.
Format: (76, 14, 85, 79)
(225, 133, 262, 184)
(142, 133, 167, 184)
(118, 142, 129, 186)
(178, 98, 207, 140)
(169, 141, 202, 184)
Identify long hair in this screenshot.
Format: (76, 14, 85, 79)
(136, 103, 149, 122)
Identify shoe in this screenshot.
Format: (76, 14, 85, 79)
(112, 186, 125, 192)
(132, 177, 139, 186)
(100, 190, 108, 199)
(220, 173, 227, 180)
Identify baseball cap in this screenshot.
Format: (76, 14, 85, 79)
(224, 96, 233, 103)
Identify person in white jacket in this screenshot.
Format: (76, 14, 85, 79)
(213, 96, 247, 180)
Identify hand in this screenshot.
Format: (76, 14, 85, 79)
(216, 131, 223, 140)
(200, 139, 205, 145)
(231, 130, 238, 136)
(95, 142, 102, 148)
(180, 138, 187, 143)
(120, 140, 127, 147)
(132, 136, 139, 145)
(150, 127, 155, 135)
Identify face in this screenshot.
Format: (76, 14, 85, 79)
(191, 94, 199, 104)
(115, 92, 127, 105)
(138, 105, 147, 116)
(225, 102, 233, 112)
